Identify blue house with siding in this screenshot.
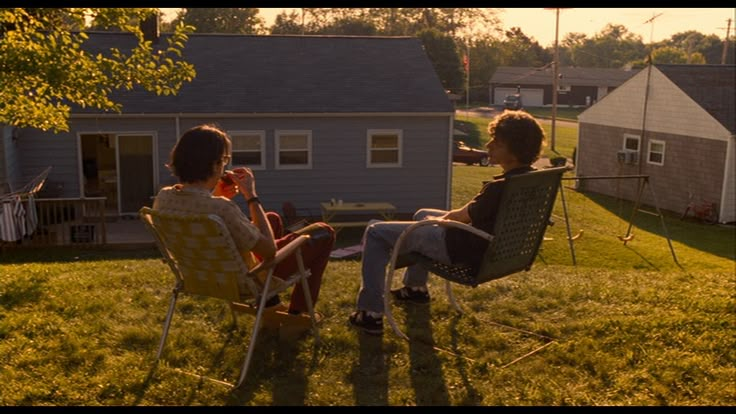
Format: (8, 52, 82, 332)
(1, 33, 454, 220)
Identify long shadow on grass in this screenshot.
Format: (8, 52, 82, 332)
(580, 191, 735, 261)
(448, 315, 483, 405)
(403, 304, 451, 405)
(268, 335, 309, 405)
(350, 332, 389, 405)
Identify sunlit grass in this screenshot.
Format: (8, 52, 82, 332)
(0, 165, 734, 405)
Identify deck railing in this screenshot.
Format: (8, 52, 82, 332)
(2, 197, 107, 248)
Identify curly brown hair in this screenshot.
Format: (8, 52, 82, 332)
(488, 110, 546, 165)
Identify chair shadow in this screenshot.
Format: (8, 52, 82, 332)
(402, 304, 451, 406)
(447, 313, 483, 405)
(131, 324, 242, 405)
(268, 335, 310, 405)
(350, 332, 389, 405)
(229, 325, 316, 405)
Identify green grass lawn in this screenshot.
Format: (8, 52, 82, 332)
(1, 166, 734, 406)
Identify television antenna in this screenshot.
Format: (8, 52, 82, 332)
(717, 18, 732, 64)
(643, 12, 663, 45)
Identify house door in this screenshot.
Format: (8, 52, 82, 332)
(117, 134, 155, 215)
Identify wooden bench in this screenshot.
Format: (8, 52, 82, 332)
(320, 201, 397, 232)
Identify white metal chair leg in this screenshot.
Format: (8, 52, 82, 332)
(444, 280, 462, 313)
(295, 247, 319, 343)
(235, 268, 277, 387)
(235, 268, 275, 389)
(384, 221, 435, 341)
(385, 220, 492, 340)
(156, 289, 179, 361)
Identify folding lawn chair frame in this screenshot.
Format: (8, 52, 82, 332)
(139, 206, 319, 388)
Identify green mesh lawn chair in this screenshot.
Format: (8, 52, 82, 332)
(384, 166, 568, 340)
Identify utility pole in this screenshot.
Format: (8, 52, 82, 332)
(552, 8, 560, 152)
(466, 40, 470, 109)
(545, 8, 569, 153)
(720, 18, 732, 64)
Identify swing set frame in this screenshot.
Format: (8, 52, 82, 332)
(555, 174, 680, 267)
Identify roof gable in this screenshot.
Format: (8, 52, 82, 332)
(490, 66, 639, 87)
(77, 33, 453, 114)
(655, 64, 735, 134)
(579, 65, 732, 139)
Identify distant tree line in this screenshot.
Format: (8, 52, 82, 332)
(3, 7, 732, 133)
(164, 8, 734, 104)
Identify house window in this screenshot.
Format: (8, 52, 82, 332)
(275, 130, 311, 169)
(229, 131, 265, 169)
(647, 139, 665, 166)
(623, 134, 640, 152)
(367, 129, 402, 168)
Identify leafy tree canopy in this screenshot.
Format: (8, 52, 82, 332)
(1, 8, 196, 133)
(168, 8, 264, 34)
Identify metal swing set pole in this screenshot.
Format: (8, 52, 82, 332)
(559, 175, 681, 267)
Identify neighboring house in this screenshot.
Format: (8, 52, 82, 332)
(489, 66, 639, 108)
(1, 33, 454, 218)
(576, 64, 735, 224)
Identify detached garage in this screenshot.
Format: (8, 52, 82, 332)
(492, 87, 544, 107)
(576, 64, 735, 224)
(490, 66, 638, 108)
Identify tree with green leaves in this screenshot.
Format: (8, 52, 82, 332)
(568, 24, 646, 68)
(168, 8, 264, 34)
(0, 8, 195, 133)
(659, 31, 730, 64)
(416, 28, 464, 94)
(498, 27, 550, 67)
(270, 10, 305, 35)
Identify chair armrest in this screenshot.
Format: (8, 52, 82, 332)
(385, 219, 493, 298)
(248, 234, 310, 274)
(423, 219, 494, 242)
(383, 219, 493, 340)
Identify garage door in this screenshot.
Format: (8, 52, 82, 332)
(494, 88, 544, 107)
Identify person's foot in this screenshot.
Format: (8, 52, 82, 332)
(390, 286, 430, 304)
(348, 310, 383, 335)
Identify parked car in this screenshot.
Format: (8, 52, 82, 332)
(453, 141, 490, 166)
(503, 94, 522, 110)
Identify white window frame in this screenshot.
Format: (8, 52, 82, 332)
(623, 133, 640, 153)
(366, 129, 402, 168)
(647, 139, 665, 166)
(228, 130, 266, 170)
(275, 130, 312, 170)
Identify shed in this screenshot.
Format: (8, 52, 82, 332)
(1, 33, 454, 218)
(576, 64, 735, 224)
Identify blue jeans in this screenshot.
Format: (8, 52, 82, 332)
(356, 208, 452, 314)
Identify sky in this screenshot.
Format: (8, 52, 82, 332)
(161, 8, 734, 47)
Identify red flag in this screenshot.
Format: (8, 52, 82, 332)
(463, 54, 469, 73)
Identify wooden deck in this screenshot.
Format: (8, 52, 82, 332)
(105, 216, 155, 246)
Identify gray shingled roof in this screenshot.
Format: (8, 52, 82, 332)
(76, 33, 453, 114)
(656, 64, 736, 134)
(490, 66, 639, 87)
